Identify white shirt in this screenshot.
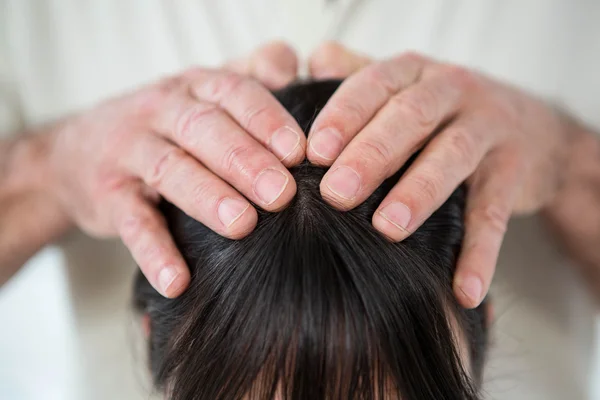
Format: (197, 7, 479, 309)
(1, 1, 599, 399)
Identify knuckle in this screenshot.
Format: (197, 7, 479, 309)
(239, 103, 271, 132)
(221, 143, 253, 176)
(329, 97, 370, 127)
(392, 89, 438, 130)
(445, 129, 479, 170)
(146, 146, 187, 188)
(388, 51, 426, 75)
(140, 239, 166, 262)
(134, 83, 177, 117)
(468, 204, 510, 235)
(120, 212, 154, 245)
(355, 138, 394, 174)
(442, 64, 480, 91)
(214, 71, 246, 99)
(363, 63, 398, 96)
(190, 180, 219, 209)
(406, 169, 445, 204)
(198, 70, 246, 102)
(175, 103, 219, 144)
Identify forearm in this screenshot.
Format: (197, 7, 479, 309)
(542, 116, 600, 295)
(0, 129, 72, 284)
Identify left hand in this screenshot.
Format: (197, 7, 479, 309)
(307, 42, 575, 308)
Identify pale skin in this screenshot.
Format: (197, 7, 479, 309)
(1, 41, 600, 308)
(307, 42, 600, 307)
(0, 42, 305, 296)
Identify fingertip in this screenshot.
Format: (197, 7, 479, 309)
(372, 211, 411, 242)
(222, 204, 259, 240)
(307, 127, 344, 165)
(320, 166, 362, 210)
(270, 125, 306, 166)
(309, 41, 366, 79)
(319, 184, 356, 211)
(373, 201, 413, 240)
(158, 265, 190, 298)
(454, 274, 484, 309)
(255, 41, 299, 89)
(253, 168, 297, 211)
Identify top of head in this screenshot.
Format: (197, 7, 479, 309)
(134, 80, 487, 400)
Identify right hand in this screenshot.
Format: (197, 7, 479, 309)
(45, 42, 304, 298)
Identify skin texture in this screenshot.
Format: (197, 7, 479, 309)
(2, 40, 600, 308)
(306, 42, 598, 308)
(0, 134, 72, 284)
(0, 42, 305, 297)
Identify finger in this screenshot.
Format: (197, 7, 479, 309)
(308, 41, 372, 79)
(307, 52, 427, 165)
(152, 93, 297, 210)
(188, 69, 305, 166)
(453, 152, 522, 308)
(372, 114, 491, 240)
(321, 67, 469, 210)
(226, 41, 299, 89)
(121, 133, 259, 237)
(110, 188, 190, 298)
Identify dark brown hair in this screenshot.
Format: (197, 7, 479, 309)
(133, 80, 488, 400)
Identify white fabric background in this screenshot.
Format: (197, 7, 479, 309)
(1, 1, 600, 399)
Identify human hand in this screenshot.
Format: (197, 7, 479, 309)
(308, 42, 574, 308)
(46, 42, 304, 298)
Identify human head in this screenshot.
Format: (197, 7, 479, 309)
(133, 80, 488, 399)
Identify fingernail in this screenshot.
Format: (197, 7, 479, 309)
(378, 202, 412, 232)
(459, 276, 483, 306)
(217, 197, 250, 227)
(158, 267, 179, 297)
(309, 127, 344, 160)
(270, 126, 300, 161)
(325, 166, 361, 200)
(253, 168, 289, 205)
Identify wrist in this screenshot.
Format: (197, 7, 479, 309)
(1, 124, 74, 227)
